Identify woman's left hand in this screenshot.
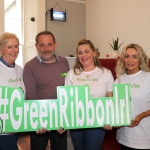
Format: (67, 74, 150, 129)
(103, 124, 113, 130)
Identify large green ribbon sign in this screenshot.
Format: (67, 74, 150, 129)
(0, 84, 131, 133)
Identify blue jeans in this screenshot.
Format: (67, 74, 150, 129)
(70, 128, 106, 150)
(0, 134, 19, 150)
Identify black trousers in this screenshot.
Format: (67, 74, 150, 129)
(30, 130, 67, 150)
(120, 144, 150, 150)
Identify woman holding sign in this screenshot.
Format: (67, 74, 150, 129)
(65, 39, 114, 150)
(115, 43, 150, 150)
(0, 32, 25, 150)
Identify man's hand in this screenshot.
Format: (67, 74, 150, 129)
(36, 127, 50, 134)
(57, 127, 66, 134)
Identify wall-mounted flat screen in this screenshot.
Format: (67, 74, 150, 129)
(50, 8, 66, 22)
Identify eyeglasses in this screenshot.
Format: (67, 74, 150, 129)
(0, 117, 3, 135)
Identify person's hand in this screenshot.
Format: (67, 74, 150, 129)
(103, 124, 113, 130)
(57, 127, 66, 134)
(129, 110, 150, 127)
(114, 126, 121, 129)
(36, 127, 50, 134)
(128, 117, 141, 127)
(128, 114, 143, 127)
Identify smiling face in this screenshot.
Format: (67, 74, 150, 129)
(77, 44, 96, 71)
(124, 48, 140, 74)
(36, 34, 56, 63)
(1, 38, 19, 66)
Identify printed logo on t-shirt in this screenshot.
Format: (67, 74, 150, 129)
(8, 78, 22, 83)
(77, 78, 98, 82)
(130, 84, 140, 88)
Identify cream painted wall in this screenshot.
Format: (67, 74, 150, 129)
(46, 0, 86, 57)
(0, 1, 4, 33)
(86, 0, 150, 57)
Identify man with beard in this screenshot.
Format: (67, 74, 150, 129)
(23, 30, 69, 150)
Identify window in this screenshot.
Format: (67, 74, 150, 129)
(4, 0, 23, 67)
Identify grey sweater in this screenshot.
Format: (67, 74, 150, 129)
(23, 56, 69, 100)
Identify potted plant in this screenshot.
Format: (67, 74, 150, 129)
(108, 37, 124, 57)
(95, 47, 100, 57)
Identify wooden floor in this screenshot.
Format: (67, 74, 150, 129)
(17, 133, 30, 150)
(17, 133, 50, 150)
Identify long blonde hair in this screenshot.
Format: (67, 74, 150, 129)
(115, 43, 150, 77)
(73, 39, 103, 75)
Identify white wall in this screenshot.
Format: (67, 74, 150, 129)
(86, 0, 150, 57)
(23, 0, 45, 65)
(46, 0, 86, 57)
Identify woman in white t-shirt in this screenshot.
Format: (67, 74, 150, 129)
(0, 32, 25, 150)
(65, 39, 114, 150)
(115, 43, 150, 150)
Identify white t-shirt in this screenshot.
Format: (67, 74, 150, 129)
(115, 70, 150, 149)
(0, 61, 25, 135)
(65, 67, 114, 98)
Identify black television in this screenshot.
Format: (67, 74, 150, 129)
(50, 8, 66, 22)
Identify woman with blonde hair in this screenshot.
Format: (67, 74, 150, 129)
(65, 39, 114, 150)
(115, 43, 150, 150)
(0, 32, 25, 150)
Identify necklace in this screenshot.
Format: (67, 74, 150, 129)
(80, 66, 97, 78)
(83, 68, 97, 78)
